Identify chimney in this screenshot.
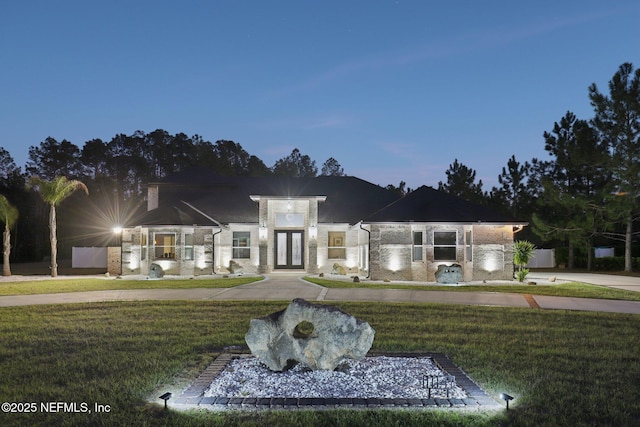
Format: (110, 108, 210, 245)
(147, 185, 159, 211)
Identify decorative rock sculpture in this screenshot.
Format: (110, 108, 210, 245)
(228, 260, 243, 274)
(435, 264, 462, 284)
(149, 263, 164, 278)
(331, 263, 347, 275)
(245, 298, 375, 371)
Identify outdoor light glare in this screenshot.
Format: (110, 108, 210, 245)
(112, 226, 123, 234)
(500, 392, 514, 410)
(482, 257, 501, 272)
(159, 392, 172, 409)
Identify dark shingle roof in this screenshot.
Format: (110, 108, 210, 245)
(127, 203, 219, 227)
(364, 185, 523, 223)
(142, 172, 400, 225)
(133, 172, 522, 226)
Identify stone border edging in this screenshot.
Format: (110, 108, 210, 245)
(170, 351, 499, 410)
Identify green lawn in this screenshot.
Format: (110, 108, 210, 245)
(304, 277, 640, 301)
(0, 276, 263, 296)
(0, 300, 638, 426)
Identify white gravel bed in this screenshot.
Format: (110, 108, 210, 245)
(204, 356, 467, 399)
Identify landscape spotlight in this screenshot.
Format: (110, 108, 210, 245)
(500, 392, 514, 410)
(159, 392, 172, 409)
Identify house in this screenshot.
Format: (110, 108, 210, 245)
(119, 169, 525, 282)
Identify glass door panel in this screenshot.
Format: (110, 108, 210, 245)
(274, 231, 304, 269)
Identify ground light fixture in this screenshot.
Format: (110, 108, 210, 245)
(159, 392, 172, 409)
(500, 392, 514, 410)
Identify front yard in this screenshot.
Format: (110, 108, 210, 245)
(0, 300, 639, 426)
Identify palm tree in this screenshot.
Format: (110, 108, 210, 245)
(0, 195, 19, 276)
(514, 240, 536, 282)
(27, 176, 89, 277)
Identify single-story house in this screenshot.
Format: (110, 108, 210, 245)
(119, 169, 526, 282)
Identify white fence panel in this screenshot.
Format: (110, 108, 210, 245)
(594, 247, 615, 258)
(72, 247, 108, 268)
(526, 249, 555, 268)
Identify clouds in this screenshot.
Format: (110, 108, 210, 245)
(266, 3, 626, 104)
(256, 114, 354, 131)
(376, 142, 418, 160)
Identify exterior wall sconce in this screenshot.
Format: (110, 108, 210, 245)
(259, 226, 268, 240)
(309, 225, 317, 240)
(196, 252, 207, 270)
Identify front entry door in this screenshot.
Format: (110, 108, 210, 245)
(275, 230, 304, 269)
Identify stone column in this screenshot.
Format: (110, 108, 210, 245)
(107, 246, 121, 276)
(257, 198, 270, 274)
(307, 198, 319, 273)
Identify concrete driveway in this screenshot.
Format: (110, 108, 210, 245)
(528, 271, 640, 292)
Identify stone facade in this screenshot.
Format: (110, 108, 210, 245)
(119, 176, 521, 281)
(369, 223, 515, 282)
(121, 226, 215, 276)
(120, 219, 515, 281)
(107, 246, 121, 276)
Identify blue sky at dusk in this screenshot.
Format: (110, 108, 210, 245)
(2, 1, 639, 189)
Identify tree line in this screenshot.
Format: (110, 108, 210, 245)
(1, 62, 639, 271)
(0, 135, 348, 265)
(438, 63, 640, 271)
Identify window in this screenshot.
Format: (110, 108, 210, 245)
(154, 233, 176, 259)
(275, 213, 304, 227)
(141, 233, 147, 261)
(233, 232, 251, 259)
(328, 231, 346, 259)
(412, 231, 423, 261)
(434, 231, 457, 261)
(184, 233, 194, 260)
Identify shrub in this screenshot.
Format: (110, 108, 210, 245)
(515, 268, 530, 282)
(593, 256, 625, 271)
(593, 256, 640, 271)
(514, 240, 535, 282)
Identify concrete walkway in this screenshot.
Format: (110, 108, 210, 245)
(1, 272, 640, 314)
